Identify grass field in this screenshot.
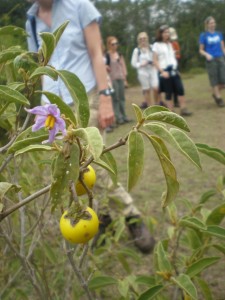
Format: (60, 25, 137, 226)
(107, 72, 225, 207)
(104, 72, 225, 299)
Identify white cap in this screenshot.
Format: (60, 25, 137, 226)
(169, 27, 178, 40)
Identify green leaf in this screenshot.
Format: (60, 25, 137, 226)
(186, 257, 220, 278)
(8, 82, 25, 91)
(0, 118, 12, 131)
(143, 105, 169, 117)
(172, 274, 198, 300)
(179, 217, 207, 231)
(186, 228, 203, 249)
(206, 202, 225, 225)
(93, 157, 117, 187)
(73, 127, 103, 160)
(0, 48, 24, 64)
(30, 66, 58, 81)
(98, 151, 117, 185)
(212, 244, 225, 255)
(57, 70, 89, 127)
(39, 32, 56, 65)
(127, 131, 144, 191)
(146, 111, 190, 132)
(14, 144, 53, 156)
(118, 247, 141, 262)
(135, 275, 156, 286)
(0, 85, 29, 105)
(203, 225, 225, 239)
(199, 189, 217, 204)
(53, 20, 70, 46)
(84, 127, 103, 160)
(132, 103, 143, 122)
(170, 128, 201, 168)
(196, 143, 225, 165)
(148, 135, 179, 207)
(118, 279, 130, 298)
(195, 278, 213, 300)
(0, 26, 27, 37)
(41, 91, 77, 126)
(114, 217, 126, 242)
(155, 241, 173, 272)
(0, 182, 21, 201)
(145, 124, 201, 169)
(8, 133, 50, 154)
(51, 143, 80, 211)
(117, 253, 131, 274)
(88, 276, 118, 290)
(138, 284, 164, 300)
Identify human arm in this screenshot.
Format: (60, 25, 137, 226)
(152, 49, 169, 79)
(199, 33, 213, 61)
(131, 48, 149, 68)
(199, 44, 213, 61)
(220, 40, 225, 56)
(120, 55, 128, 86)
(84, 22, 114, 129)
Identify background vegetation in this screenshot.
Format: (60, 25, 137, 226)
(1, 0, 225, 82)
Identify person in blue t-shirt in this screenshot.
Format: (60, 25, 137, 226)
(199, 16, 225, 107)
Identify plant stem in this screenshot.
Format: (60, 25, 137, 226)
(0, 184, 51, 222)
(65, 241, 94, 300)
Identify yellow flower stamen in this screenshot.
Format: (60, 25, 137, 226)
(45, 115, 56, 130)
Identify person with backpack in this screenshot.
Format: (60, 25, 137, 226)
(199, 16, 225, 107)
(152, 25, 192, 116)
(106, 36, 131, 125)
(131, 32, 159, 109)
(26, 0, 155, 254)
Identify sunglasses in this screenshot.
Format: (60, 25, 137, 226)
(111, 42, 119, 46)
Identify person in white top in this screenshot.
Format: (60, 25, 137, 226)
(152, 25, 192, 116)
(131, 32, 159, 109)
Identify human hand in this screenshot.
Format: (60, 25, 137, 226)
(124, 79, 129, 88)
(160, 71, 170, 78)
(141, 60, 149, 67)
(98, 95, 115, 129)
(206, 54, 213, 61)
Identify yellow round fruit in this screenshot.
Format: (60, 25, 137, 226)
(59, 207, 99, 244)
(76, 165, 96, 196)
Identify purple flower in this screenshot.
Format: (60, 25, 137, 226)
(25, 104, 67, 143)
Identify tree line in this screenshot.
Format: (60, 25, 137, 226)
(1, 0, 225, 77)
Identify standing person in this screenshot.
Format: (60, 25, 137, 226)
(26, 0, 155, 254)
(169, 27, 180, 108)
(152, 25, 192, 116)
(199, 16, 225, 107)
(131, 32, 159, 109)
(106, 36, 131, 125)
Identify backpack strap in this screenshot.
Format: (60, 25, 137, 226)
(105, 52, 110, 66)
(27, 15, 39, 50)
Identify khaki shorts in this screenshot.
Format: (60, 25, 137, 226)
(206, 57, 225, 87)
(138, 68, 159, 90)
